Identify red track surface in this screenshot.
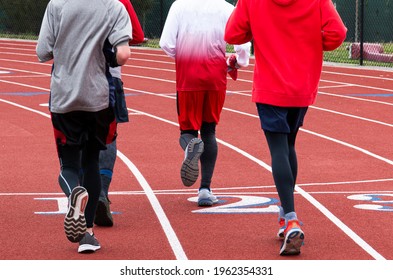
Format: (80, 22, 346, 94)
(1, 39, 393, 268)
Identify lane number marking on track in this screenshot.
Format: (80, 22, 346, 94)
(348, 193, 393, 212)
(188, 195, 279, 214)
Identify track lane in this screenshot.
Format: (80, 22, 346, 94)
(0, 40, 392, 258)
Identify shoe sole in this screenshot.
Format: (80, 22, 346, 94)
(280, 228, 304, 255)
(64, 187, 88, 243)
(180, 139, 204, 187)
(94, 199, 113, 227)
(78, 244, 101, 253)
(198, 198, 214, 207)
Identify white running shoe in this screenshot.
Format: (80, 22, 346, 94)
(64, 186, 88, 243)
(198, 189, 218, 207)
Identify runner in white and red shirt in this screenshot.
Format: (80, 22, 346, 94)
(159, 0, 251, 207)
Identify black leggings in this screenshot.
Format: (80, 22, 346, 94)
(58, 144, 101, 228)
(264, 130, 299, 214)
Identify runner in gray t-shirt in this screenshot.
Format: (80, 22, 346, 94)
(36, 0, 131, 253)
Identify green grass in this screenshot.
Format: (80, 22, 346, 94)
(0, 33, 37, 40)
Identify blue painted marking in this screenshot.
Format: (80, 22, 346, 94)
(348, 93, 393, 97)
(0, 92, 48, 96)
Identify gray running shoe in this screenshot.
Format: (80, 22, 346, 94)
(78, 233, 101, 253)
(180, 138, 204, 187)
(94, 196, 113, 227)
(64, 186, 88, 243)
(198, 189, 218, 207)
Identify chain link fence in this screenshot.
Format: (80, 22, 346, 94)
(0, 0, 392, 67)
(330, 0, 393, 67)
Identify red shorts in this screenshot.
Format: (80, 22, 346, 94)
(177, 90, 226, 131)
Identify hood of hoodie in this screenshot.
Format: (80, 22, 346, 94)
(272, 0, 298, 6)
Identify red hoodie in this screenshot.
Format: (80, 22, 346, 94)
(119, 0, 144, 45)
(224, 0, 347, 107)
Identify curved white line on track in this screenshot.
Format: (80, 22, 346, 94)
(322, 70, 393, 81)
(295, 186, 385, 260)
(116, 150, 187, 260)
(225, 96, 393, 133)
(302, 128, 393, 166)
(0, 97, 49, 117)
(310, 106, 393, 127)
(127, 86, 393, 167)
(126, 88, 389, 260)
(0, 65, 52, 77)
(319, 91, 393, 106)
(0, 78, 49, 91)
(129, 108, 273, 173)
(0, 97, 187, 260)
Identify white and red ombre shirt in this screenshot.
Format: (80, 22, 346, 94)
(159, 0, 250, 91)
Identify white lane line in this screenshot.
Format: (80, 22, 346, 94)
(125, 89, 389, 260)
(296, 186, 385, 260)
(309, 106, 393, 128)
(0, 98, 49, 118)
(116, 150, 187, 260)
(0, 97, 187, 260)
(319, 91, 393, 106)
(302, 128, 393, 166)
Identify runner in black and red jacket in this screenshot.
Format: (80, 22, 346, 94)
(95, 0, 145, 228)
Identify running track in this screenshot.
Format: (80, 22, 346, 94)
(1, 39, 393, 269)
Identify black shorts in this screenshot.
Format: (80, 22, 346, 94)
(51, 107, 117, 152)
(256, 103, 308, 133)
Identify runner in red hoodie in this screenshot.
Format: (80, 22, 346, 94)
(225, 0, 347, 255)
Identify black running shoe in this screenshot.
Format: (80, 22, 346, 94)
(78, 232, 101, 253)
(64, 186, 88, 243)
(94, 196, 113, 227)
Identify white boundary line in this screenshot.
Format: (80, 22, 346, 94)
(125, 88, 390, 260)
(0, 97, 188, 260)
(116, 151, 187, 260)
(295, 186, 385, 260)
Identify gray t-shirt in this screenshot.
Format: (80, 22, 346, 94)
(36, 0, 131, 113)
